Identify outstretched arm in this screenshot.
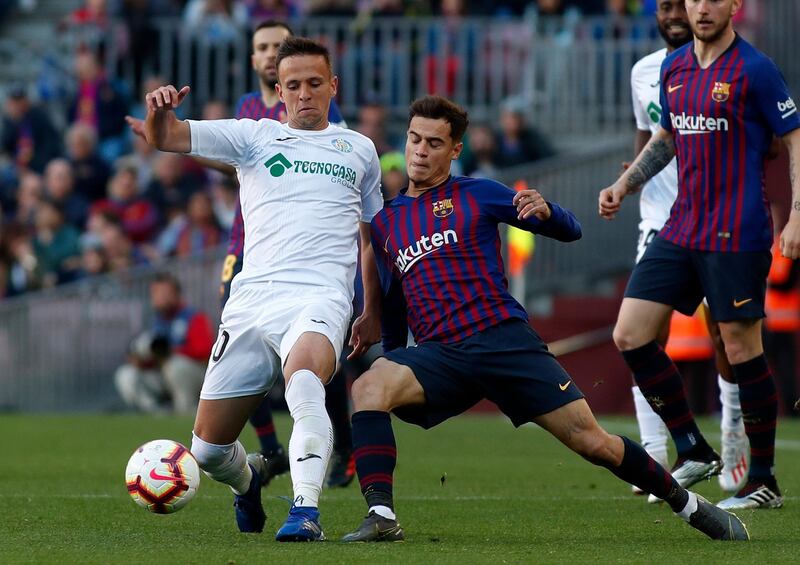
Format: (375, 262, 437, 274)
(144, 84, 191, 153)
(598, 127, 675, 220)
(780, 128, 800, 259)
(348, 222, 382, 359)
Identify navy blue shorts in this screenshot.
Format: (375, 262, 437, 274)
(625, 237, 771, 322)
(383, 319, 584, 429)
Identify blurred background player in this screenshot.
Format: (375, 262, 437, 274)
(625, 0, 746, 499)
(600, 0, 800, 510)
(115, 271, 215, 414)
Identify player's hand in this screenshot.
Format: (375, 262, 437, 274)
(347, 312, 380, 360)
(599, 183, 626, 220)
(145, 85, 190, 113)
(513, 188, 551, 221)
(125, 115, 146, 140)
(780, 213, 800, 259)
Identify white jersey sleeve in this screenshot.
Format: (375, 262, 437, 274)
(360, 148, 383, 222)
(631, 62, 651, 132)
(187, 118, 277, 167)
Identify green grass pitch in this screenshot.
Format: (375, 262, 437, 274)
(2, 413, 798, 564)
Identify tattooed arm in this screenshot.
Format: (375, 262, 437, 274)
(599, 128, 675, 220)
(779, 128, 800, 259)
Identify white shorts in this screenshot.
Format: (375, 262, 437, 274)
(635, 217, 666, 264)
(200, 283, 353, 400)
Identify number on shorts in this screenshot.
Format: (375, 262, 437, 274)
(212, 330, 230, 362)
(638, 228, 658, 249)
(220, 254, 237, 283)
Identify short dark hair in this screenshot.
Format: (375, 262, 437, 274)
(275, 37, 332, 79)
(408, 96, 469, 142)
(151, 271, 181, 293)
(253, 20, 294, 37)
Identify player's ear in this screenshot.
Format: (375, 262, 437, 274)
(330, 75, 338, 98)
(731, 0, 742, 16)
(251, 52, 257, 72)
(451, 141, 464, 161)
(275, 83, 284, 103)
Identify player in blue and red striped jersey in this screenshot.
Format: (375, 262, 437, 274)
(600, 0, 800, 510)
(341, 95, 749, 543)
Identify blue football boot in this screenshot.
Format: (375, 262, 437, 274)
(275, 505, 326, 542)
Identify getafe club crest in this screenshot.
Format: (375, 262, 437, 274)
(432, 198, 454, 218)
(711, 82, 731, 103)
(332, 138, 353, 153)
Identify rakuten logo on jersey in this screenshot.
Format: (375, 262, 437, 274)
(670, 112, 729, 135)
(778, 98, 797, 119)
(394, 229, 458, 274)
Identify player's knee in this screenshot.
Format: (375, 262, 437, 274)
(351, 369, 390, 411)
(572, 430, 617, 466)
(190, 433, 232, 472)
(612, 322, 649, 352)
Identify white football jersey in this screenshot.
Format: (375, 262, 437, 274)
(631, 48, 678, 227)
(187, 118, 383, 301)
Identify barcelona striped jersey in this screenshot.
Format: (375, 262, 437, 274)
(372, 176, 581, 345)
(659, 35, 800, 252)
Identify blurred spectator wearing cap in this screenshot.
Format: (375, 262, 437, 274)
(66, 122, 111, 202)
(379, 151, 406, 201)
(90, 164, 159, 244)
(114, 272, 214, 413)
(495, 97, 556, 169)
(32, 200, 81, 286)
(43, 159, 89, 228)
(1, 85, 62, 174)
(67, 49, 131, 164)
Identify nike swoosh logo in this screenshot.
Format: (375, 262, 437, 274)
(297, 453, 322, 462)
(149, 468, 181, 482)
(559, 380, 572, 391)
(668, 84, 683, 93)
(310, 319, 329, 326)
(275, 136, 297, 142)
(733, 298, 753, 308)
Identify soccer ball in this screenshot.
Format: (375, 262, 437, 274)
(125, 439, 200, 514)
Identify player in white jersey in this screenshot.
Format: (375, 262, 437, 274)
(627, 0, 747, 499)
(143, 37, 383, 541)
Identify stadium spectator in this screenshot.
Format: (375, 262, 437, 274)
(182, 0, 248, 43)
(145, 152, 199, 219)
(245, 0, 292, 20)
(495, 97, 555, 168)
(98, 218, 147, 272)
(67, 48, 131, 164)
(90, 164, 159, 244)
(32, 200, 81, 286)
(209, 176, 238, 233)
(171, 191, 222, 258)
(460, 123, 499, 178)
(355, 101, 398, 156)
(127, 130, 159, 193)
(1, 85, 62, 174)
(66, 123, 111, 202)
(2, 221, 43, 296)
(13, 172, 44, 228)
(75, 239, 109, 279)
(114, 271, 214, 414)
(65, 0, 109, 27)
(378, 151, 405, 201)
(43, 159, 89, 228)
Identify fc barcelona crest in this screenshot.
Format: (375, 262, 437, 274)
(433, 198, 454, 218)
(711, 82, 730, 102)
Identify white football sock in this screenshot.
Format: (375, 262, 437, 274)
(369, 505, 396, 520)
(632, 386, 669, 465)
(718, 375, 744, 435)
(190, 433, 252, 495)
(677, 491, 699, 521)
(285, 369, 333, 509)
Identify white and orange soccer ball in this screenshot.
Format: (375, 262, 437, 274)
(125, 439, 200, 514)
